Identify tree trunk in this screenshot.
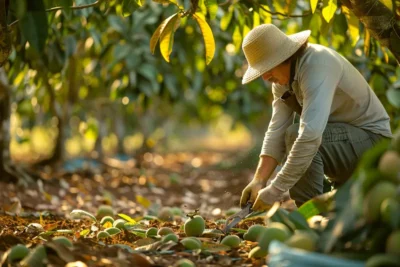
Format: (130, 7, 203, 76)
(0, 67, 15, 182)
(343, 0, 400, 64)
(0, 0, 11, 67)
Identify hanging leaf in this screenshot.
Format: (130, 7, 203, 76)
(19, 0, 48, 53)
(259, 5, 272, 24)
(253, 9, 260, 27)
(205, 0, 218, 19)
(243, 24, 251, 40)
(193, 13, 215, 65)
(150, 13, 179, 55)
(310, 0, 319, 13)
(387, 88, 400, 108)
(364, 29, 371, 56)
(70, 209, 97, 222)
(122, 0, 142, 17)
(220, 6, 234, 31)
(321, 0, 337, 23)
(342, 6, 359, 46)
(232, 25, 242, 53)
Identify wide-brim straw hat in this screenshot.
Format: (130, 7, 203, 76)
(242, 24, 311, 84)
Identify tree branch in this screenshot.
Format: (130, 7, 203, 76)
(8, 0, 101, 27)
(257, 3, 311, 18)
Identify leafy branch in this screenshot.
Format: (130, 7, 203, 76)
(8, 0, 101, 27)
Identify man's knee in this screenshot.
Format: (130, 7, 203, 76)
(285, 123, 300, 151)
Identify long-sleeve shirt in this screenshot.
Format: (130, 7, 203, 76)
(260, 43, 392, 192)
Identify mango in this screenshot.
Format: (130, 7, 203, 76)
(243, 225, 266, 242)
(248, 246, 268, 258)
(284, 231, 317, 251)
(158, 207, 174, 221)
(386, 230, 400, 255)
(378, 151, 400, 183)
(365, 254, 400, 267)
(184, 215, 205, 237)
(7, 244, 29, 263)
(364, 182, 397, 222)
(146, 227, 158, 237)
(157, 227, 174, 236)
(258, 222, 291, 251)
(96, 205, 114, 218)
(381, 198, 400, 228)
(221, 235, 241, 248)
(174, 258, 195, 267)
(20, 245, 47, 267)
(52, 236, 73, 248)
(392, 130, 400, 153)
(181, 237, 202, 250)
(162, 233, 179, 243)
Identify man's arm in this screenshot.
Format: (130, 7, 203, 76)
(253, 155, 278, 182)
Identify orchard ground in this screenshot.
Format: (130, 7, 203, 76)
(0, 126, 275, 267)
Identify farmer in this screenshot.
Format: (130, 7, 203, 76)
(239, 24, 392, 210)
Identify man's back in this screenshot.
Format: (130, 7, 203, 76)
(294, 43, 392, 138)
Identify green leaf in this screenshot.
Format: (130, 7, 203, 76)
(19, 0, 48, 53)
(310, 0, 319, 13)
(220, 6, 233, 31)
(288, 210, 311, 230)
(193, 13, 215, 65)
(122, 0, 142, 17)
(205, 0, 218, 19)
(253, 9, 260, 27)
(159, 13, 180, 62)
(387, 88, 400, 108)
(232, 25, 242, 53)
(118, 213, 137, 224)
(321, 0, 337, 23)
(70, 209, 97, 222)
(150, 13, 179, 55)
(108, 15, 128, 34)
(298, 191, 336, 219)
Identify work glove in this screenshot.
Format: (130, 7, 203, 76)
(240, 179, 265, 208)
(252, 184, 286, 211)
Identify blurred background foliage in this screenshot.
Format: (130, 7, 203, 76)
(1, 0, 400, 167)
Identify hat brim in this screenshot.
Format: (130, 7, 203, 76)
(242, 30, 311, 85)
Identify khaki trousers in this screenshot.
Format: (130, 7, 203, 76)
(284, 123, 387, 207)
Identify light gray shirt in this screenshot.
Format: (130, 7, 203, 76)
(260, 43, 392, 192)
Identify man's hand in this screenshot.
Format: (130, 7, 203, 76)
(240, 179, 265, 208)
(252, 184, 286, 211)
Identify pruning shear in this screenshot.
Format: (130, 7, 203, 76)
(222, 202, 253, 234)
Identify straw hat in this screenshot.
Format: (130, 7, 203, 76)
(242, 24, 311, 84)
